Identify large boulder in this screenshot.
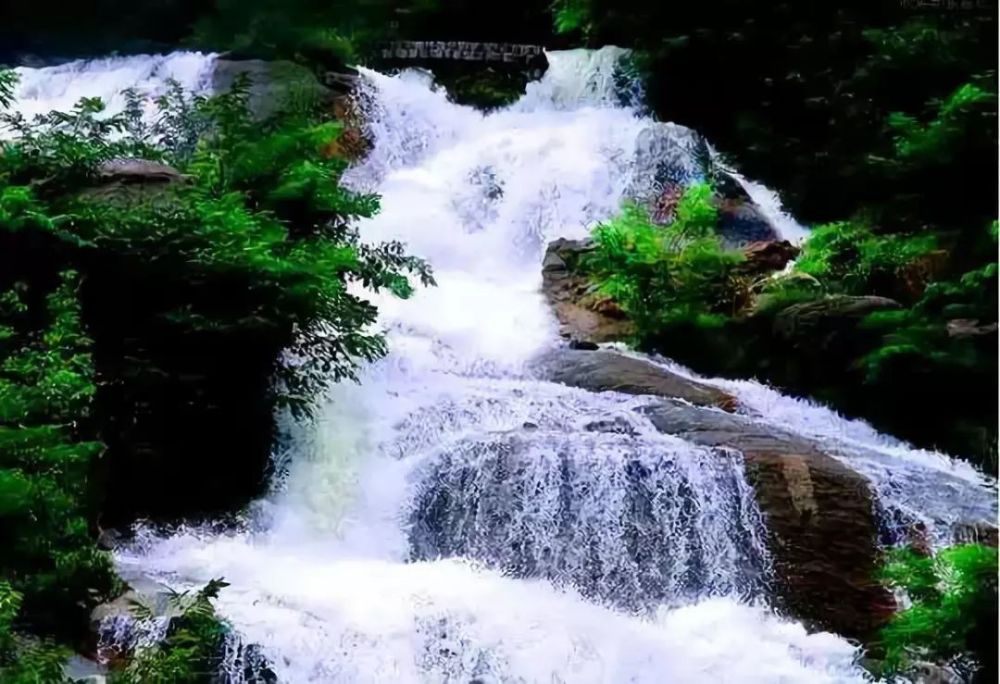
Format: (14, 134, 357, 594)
(772, 295, 901, 348)
(541, 238, 635, 345)
(714, 196, 781, 246)
(211, 59, 330, 118)
(535, 348, 737, 410)
(77, 159, 187, 207)
(740, 240, 800, 277)
(638, 399, 895, 640)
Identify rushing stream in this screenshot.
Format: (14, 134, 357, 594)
(12, 49, 998, 682)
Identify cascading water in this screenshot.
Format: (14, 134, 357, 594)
(12, 49, 995, 682)
(11, 52, 218, 121)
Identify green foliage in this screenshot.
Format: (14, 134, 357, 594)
(1, 584, 70, 684)
(751, 274, 824, 315)
(0, 65, 431, 671)
(859, 225, 998, 387)
(879, 544, 998, 678)
(114, 579, 231, 684)
(0, 273, 118, 643)
(2, 72, 431, 419)
(0, 72, 15, 111)
(552, 0, 592, 36)
(886, 83, 995, 167)
(0, 585, 70, 684)
(585, 184, 743, 337)
(795, 221, 938, 298)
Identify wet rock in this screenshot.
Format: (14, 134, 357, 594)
(535, 348, 736, 410)
(953, 521, 999, 547)
(324, 91, 372, 161)
(583, 417, 638, 435)
(709, 168, 782, 246)
(63, 655, 107, 683)
(75, 159, 187, 208)
(97, 159, 186, 184)
(629, 123, 709, 202)
(739, 240, 800, 276)
(541, 238, 635, 345)
(409, 431, 769, 609)
(90, 573, 175, 637)
(896, 249, 949, 302)
(639, 399, 895, 641)
(910, 661, 965, 684)
(715, 196, 780, 247)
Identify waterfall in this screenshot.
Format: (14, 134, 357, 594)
(10, 52, 218, 122)
(107, 50, 875, 682)
(14, 48, 994, 682)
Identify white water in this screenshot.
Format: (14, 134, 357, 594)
(11, 52, 218, 122)
(626, 350, 997, 545)
(14, 49, 994, 682)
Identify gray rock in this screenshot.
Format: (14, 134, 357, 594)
(211, 59, 330, 118)
(534, 348, 736, 409)
(911, 661, 965, 684)
(89, 566, 176, 635)
(79, 159, 187, 207)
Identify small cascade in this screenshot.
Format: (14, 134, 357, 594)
(516, 46, 643, 111)
(409, 430, 769, 608)
(10, 52, 218, 122)
(636, 352, 999, 546)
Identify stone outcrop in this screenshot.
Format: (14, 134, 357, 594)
(714, 195, 781, 246)
(77, 159, 187, 207)
(212, 59, 331, 118)
(772, 295, 901, 346)
(535, 348, 737, 411)
(638, 399, 895, 640)
(740, 240, 800, 276)
(541, 238, 635, 345)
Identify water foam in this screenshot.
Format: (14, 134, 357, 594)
(11, 52, 218, 122)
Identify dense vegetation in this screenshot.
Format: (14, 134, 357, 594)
(878, 544, 998, 682)
(585, 184, 744, 329)
(115, 579, 233, 683)
(562, 1, 997, 469)
(0, 67, 428, 679)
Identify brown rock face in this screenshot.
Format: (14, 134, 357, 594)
(740, 240, 800, 276)
(639, 400, 895, 641)
(325, 93, 372, 161)
(541, 238, 635, 345)
(535, 348, 737, 411)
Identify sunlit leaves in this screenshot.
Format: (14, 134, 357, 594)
(585, 183, 743, 337)
(879, 544, 998, 675)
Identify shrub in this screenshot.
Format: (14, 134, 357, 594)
(114, 579, 231, 684)
(0, 66, 432, 665)
(795, 220, 938, 298)
(584, 183, 744, 339)
(878, 544, 998, 680)
(0, 273, 119, 639)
